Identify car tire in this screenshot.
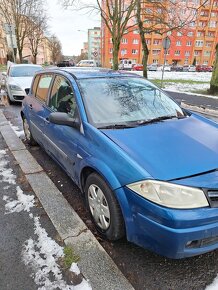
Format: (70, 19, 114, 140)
(23, 117, 37, 145)
(85, 173, 125, 241)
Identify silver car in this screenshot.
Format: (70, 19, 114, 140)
(6, 64, 42, 102)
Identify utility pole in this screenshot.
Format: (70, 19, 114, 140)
(4, 24, 16, 63)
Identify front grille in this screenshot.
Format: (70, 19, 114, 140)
(207, 190, 218, 207)
(13, 95, 25, 100)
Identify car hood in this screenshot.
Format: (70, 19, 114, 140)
(9, 77, 33, 90)
(101, 114, 218, 181)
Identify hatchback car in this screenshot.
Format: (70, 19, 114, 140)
(6, 63, 42, 102)
(22, 68, 218, 259)
(132, 64, 143, 71)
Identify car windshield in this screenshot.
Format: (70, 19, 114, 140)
(10, 66, 42, 77)
(78, 77, 185, 128)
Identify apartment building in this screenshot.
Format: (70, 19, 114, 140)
(101, 0, 218, 67)
(88, 27, 101, 65)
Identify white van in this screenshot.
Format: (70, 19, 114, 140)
(118, 59, 133, 70)
(76, 60, 97, 67)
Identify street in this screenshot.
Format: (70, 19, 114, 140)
(2, 100, 218, 290)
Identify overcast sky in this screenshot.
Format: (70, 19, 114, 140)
(46, 0, 100, 56)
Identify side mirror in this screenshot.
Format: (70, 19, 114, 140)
(49, 112, 80, 129)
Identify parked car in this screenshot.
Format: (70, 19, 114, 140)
(157, 65, 171, 72)
(5, 63, 42, 102)
(147, 64, 158, 71)
(183, 65, 196, 72)
(57, 60, 75, 67)
(76, 60, 97, 67)
(171, 65, 183, 72)
(22, 68, 218, 259)
(118, 59, 133, 70)
(132, 64, 143, 71)
(196, 65, 213, 72)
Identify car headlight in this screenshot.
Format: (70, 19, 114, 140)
(127, 180, 209, 209)
(9, 84, 23, 91)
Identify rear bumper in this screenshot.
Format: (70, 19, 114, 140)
(115, 187, 218, 259)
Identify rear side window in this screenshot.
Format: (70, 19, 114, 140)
(36, 74, 53, 102)
(32, 75, 40, 97)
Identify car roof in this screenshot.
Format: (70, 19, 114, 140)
(10, 64, 42, 68)
(40, 67, 142, 80)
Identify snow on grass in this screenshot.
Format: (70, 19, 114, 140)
(163, 82, 209, 92)
(70, 263, 80, 275)
(22, 217, 92, 290)
(3, 186, 35, 214)
(0, 149, 16, 184)
(9, 121, 24, 138)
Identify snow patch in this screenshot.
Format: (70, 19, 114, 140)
(205, 276, 218, 290)
(9, 122, 24, 138)
(70, 263, 80, 275)
(3, 186, 35, 214)
(74, 279, 92, 290)
(0, 149, 16, 184)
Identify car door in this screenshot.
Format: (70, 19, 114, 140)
(43, 74, 81, 181)
(28, 73, 53, 147)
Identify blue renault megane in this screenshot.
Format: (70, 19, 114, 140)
(21, 68, 218, 259)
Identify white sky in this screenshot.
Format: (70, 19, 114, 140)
(46, 0, 100, 56)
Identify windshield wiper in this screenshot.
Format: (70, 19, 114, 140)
(98, 123, 136, 129)
(137, 115, 186, 126)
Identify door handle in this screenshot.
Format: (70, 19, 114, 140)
(44, 117, 50, 124)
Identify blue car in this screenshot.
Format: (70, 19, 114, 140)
(21, 68, 218, 259)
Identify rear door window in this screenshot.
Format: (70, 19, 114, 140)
(32, 75, 40, 97)
(36, 74, 53, 103)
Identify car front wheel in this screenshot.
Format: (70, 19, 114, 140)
(85, 173, 125, 241)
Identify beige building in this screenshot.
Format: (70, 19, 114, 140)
(0, 20, 7, 65)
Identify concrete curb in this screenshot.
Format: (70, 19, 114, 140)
(0, 110, 134, 290)
(181, 101, 218, 117)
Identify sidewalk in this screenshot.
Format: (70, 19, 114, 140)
(0, 109, 134, 290)
(166, 90, 218, 117)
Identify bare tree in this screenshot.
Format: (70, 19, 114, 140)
(48, 35, 63, 64)
(209, 43, 218, 94)
(27, 12, 48, 64)
(135, 0, 209, 78)
(61, 0, 137, 70)
(0, 0, 45, 63)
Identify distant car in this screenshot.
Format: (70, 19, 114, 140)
(118, 59, 133, 70)
(132, 64, 143, 71)
(171, 65, 183, 72)
(196, 65, 213, 72)
(76, 60, 97, 67)
(147, 64, 158, 71)
(183, 65, 196, 72)
(57, 60, 75, 67)
(5, 63, 42, 102)
(22, 67, 218, 259)
(157, 65, 171, 72)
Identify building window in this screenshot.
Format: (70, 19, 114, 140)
(176, 41, 181, 46)
(208, 31, 215, 37)
(133, 30, 139, 34)
(109, 38, 112, 43)
(195, 40, 203, 47)
(187, 31, 194, 37)
(204, 51, 211, 56)
(153, 39, 161, 45)
(146, 39, 151, 45)
(152, 50, 160, 55)
(133, 39, 139, 44)
(197, 31, 204, 37)
(153, 59, 158, 64)
(109, 58, 113, 64)
(121, 49, 127, 55)
(185, 51, 190, 56)
(174, 50, 180, 55)
(177, 32, 182, 36)
(209, 21, 217, 28)
(109, 48, 113, 54)
(206, 42, 212, 47)
(132, 49, 138, 54)
(203, 60, 208, 65)
(121, 38, 128, 44)
(186, 41, 192, 46)
(194, 50, 200, 56)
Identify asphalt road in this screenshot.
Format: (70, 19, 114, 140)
(2, 102, 218, 290)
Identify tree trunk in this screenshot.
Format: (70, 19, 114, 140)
(18, 48, 22, 63)
(112, 42, 120, 70)
(209, 43, 218, 94)
(136, 0, 149, 78)
(32, 54, 37, 64)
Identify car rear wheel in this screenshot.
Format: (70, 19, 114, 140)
(23, 117, 37, 145)
(85, 173, 125, 240)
